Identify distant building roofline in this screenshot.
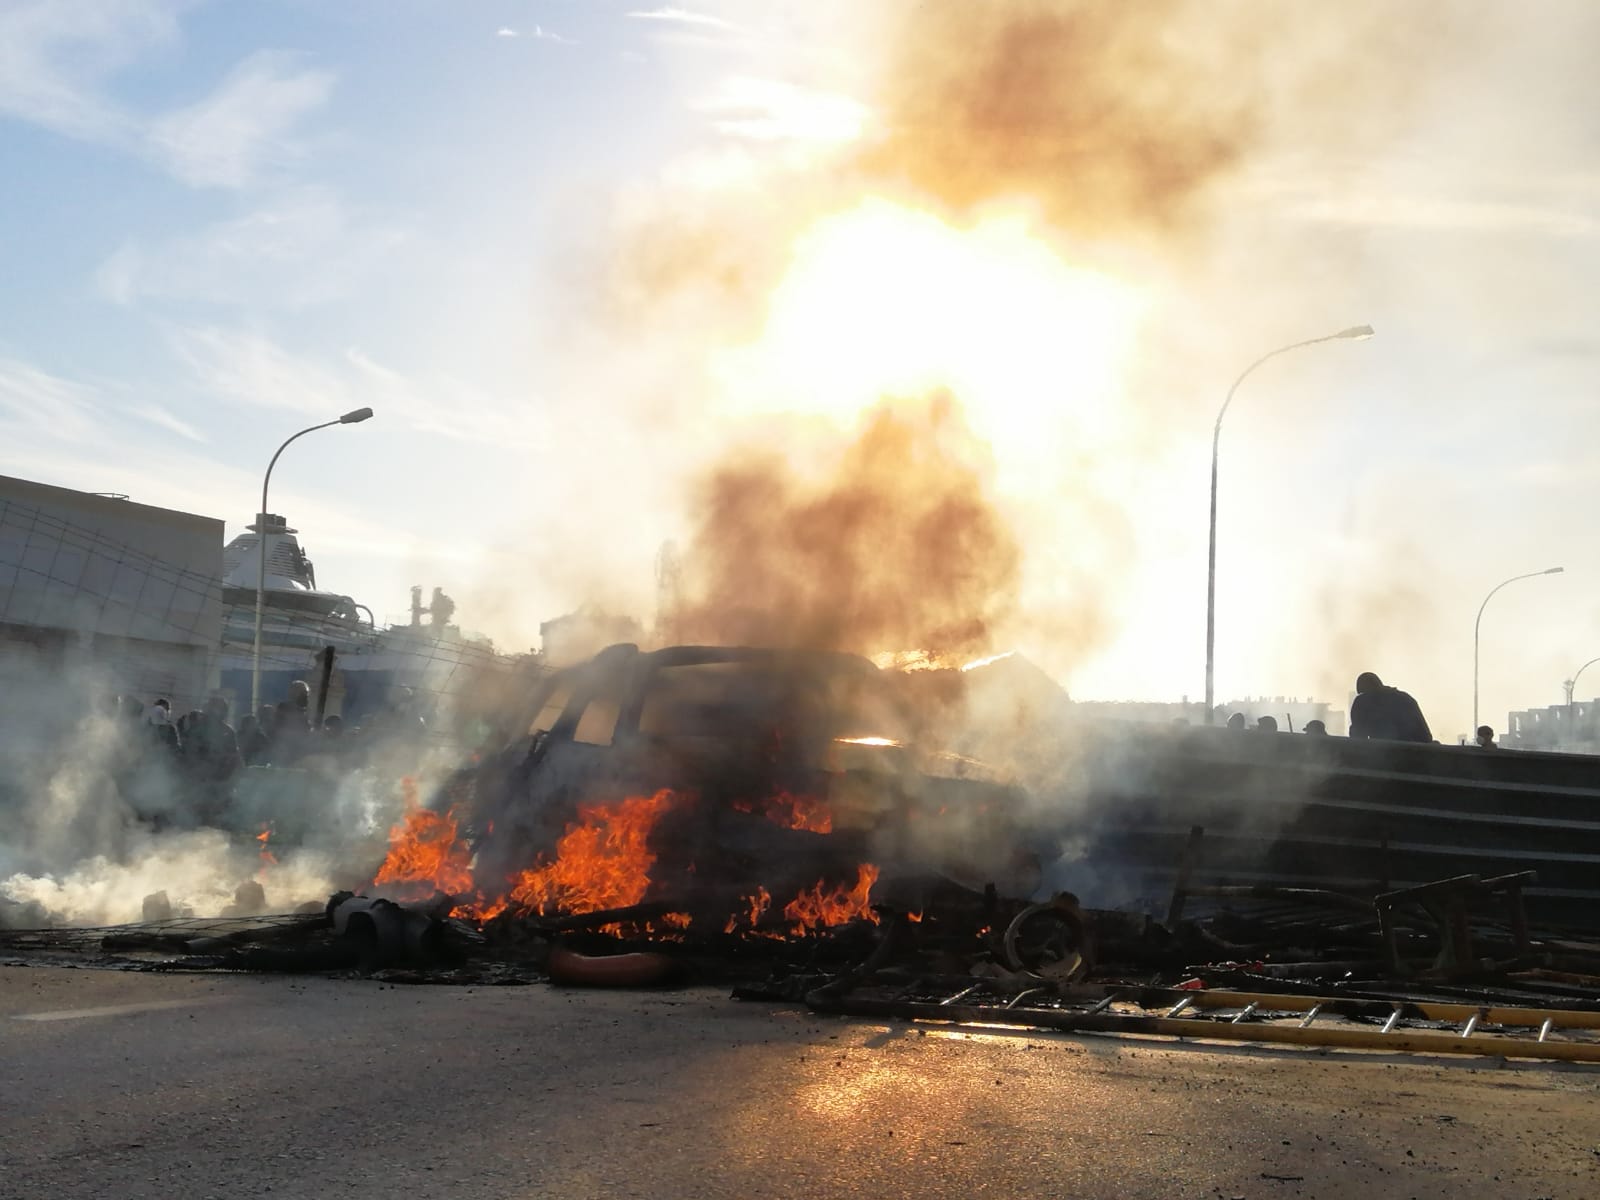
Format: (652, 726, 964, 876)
(0, 473, 223, 534)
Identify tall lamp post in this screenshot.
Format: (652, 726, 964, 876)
(1205, 325, 1373, 723)
(1472, 566, 1563, 732)
(251, 408, 375, 712)
(1564, 656, 1600, 708)
(1563, 656, 1600, 749)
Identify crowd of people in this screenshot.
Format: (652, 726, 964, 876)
(104, 681, 431, 824)
(1215, 671, 1497, 747)
(118, 681, 338, 777)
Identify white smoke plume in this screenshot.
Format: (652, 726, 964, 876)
(0, 656, 462, 928)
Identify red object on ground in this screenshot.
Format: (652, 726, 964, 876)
(546, 945, 677, 988)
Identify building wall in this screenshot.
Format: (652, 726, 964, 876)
(1504, 702, 1600, 752)
(0, 476, 224, 711)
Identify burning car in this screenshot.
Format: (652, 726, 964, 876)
(386, 644, 1039, 930)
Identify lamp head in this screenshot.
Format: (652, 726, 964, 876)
(339, 407, 374, 424)
(1335, 324, 1375, 340)
(1545, 566, 1565, 575)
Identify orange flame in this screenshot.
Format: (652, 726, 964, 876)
(747, 885, 773, 926)
(458, 896, 509, 922)
(253, 825, 277, 884)
(374, 806, 474, 896)
(733, 791, 834, 834)
(507, 790, 677, 916)
(724, 885, 774, 934)
(783, 864, 880, 933)
(768, 791, 833, 833)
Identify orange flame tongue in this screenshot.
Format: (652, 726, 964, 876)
(254, 825, 277, 883)
(768, 791, 833, 833)
(374, 806, 474, 896)
(734, 791, 834, 834)
(783, 864, 880, 933)
(508, 790, 677, 916)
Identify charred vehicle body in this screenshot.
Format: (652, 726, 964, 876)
(445, 644, 1041, 908)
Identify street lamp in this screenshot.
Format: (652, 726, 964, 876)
(1204, 325, 1373, 723)
(251, 407, 374, 712)
(1472, 566, 1563, 732)
(1563, 655, 1600, 749)
(1564, 656, 1600, 708)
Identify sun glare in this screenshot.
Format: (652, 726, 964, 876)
(715, 197, 1142, 468)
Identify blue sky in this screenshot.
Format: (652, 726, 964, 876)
(4, 0, 1600, 739)
(1, 1, 712, 608)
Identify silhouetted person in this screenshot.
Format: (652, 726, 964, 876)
(188, 697, 241, 777)
(1303, 719, 1328, 736)
(250, 704, 277, 758)
(288, 679, 312, 724)
(1476, 725, 1497, 749)
(1226, 712, 1247, 731)
(1349, 672, 1432, 742)
(272, 699, 309, 764)
(147, 697, 181, 754)
(1255, 715, 1279, 733)
(237, 714, 269, 764)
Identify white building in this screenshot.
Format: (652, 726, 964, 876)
(0, 475, 224, 714)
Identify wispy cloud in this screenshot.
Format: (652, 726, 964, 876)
(0, 357, 101, 439)
(627, 7, 739, 32)
(97, 187, 409, 308)
(168, 325, 350, 424)
(130, 404, 207, 443)
(1240, 159, 1600, 239)
(497, 26, 576, 44)
(148, 51, 333, 189)
(0, 0, 183, 146)
(1286, 190, 1600, 238)
(694, 76, 867, 145)
(0, 355, 209, 449)
(167, 325, 541, 450)
(0, 5, 330, 190)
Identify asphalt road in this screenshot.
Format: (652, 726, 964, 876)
(3, 965, 1599, 1199)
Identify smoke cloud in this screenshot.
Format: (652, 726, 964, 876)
(564, 0, 1470, 687)
(669, 396, 1019, 659)
(859, 0, 1260, 236)
(0, 656, 461, 928)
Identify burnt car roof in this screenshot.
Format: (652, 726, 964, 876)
(606, 643, 881, 674)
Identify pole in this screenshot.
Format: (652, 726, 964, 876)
(1204, 327, 1372, 723)
(1563, 655, 1600, 744)
(1473, 567, 1564, 732)
(250, 408, 373, 712)
(313, 645, 336, 728)
(1567, 657, 1600, 709)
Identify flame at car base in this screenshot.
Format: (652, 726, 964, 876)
(371, 787, 881, 937)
